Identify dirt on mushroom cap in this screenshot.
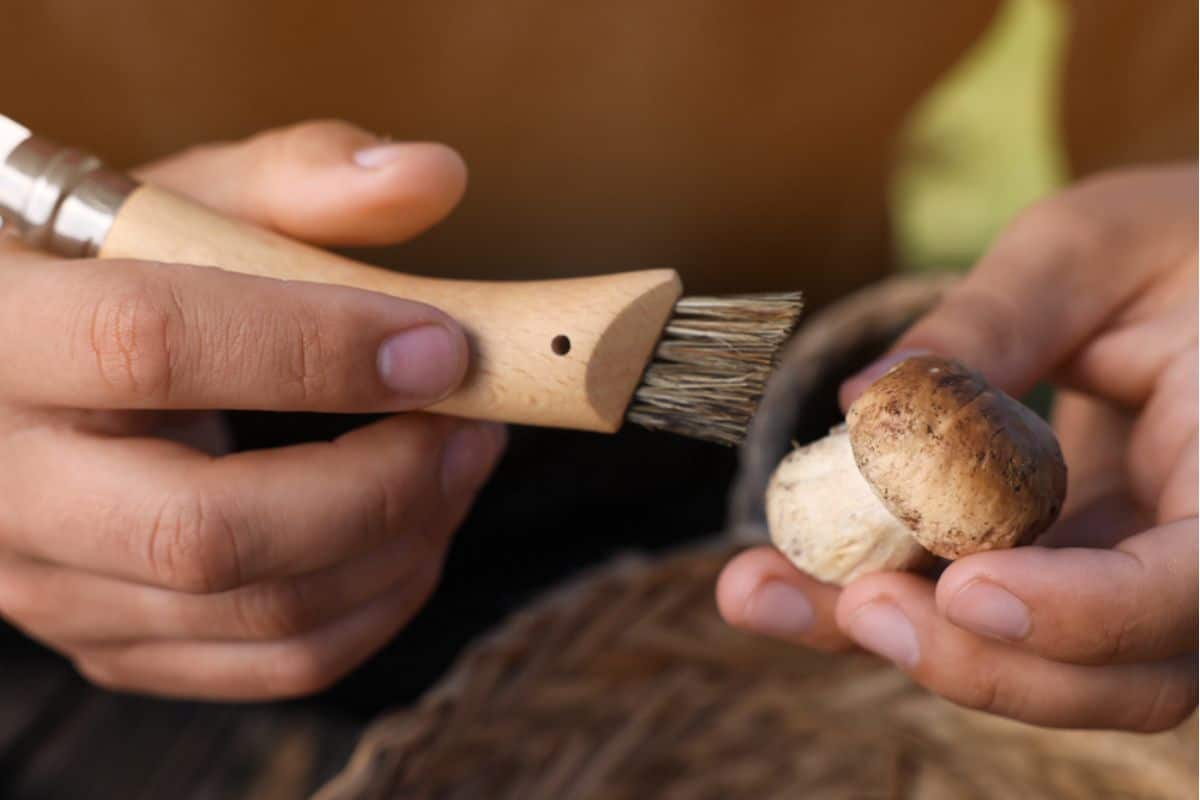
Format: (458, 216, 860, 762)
(846, 355, 1067, 559)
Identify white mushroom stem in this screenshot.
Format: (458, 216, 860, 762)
(766, 426, 930, 586)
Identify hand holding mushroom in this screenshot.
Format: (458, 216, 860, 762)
(767, 355, 1066, 585)
(717, 166, 1198, 733)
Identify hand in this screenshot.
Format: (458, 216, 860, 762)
(719, 165, 1197, 731)
(0, 120, 506, 700)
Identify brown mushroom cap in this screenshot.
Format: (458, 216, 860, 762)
(845, 355, 1067, 559)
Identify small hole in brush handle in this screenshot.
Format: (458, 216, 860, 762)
(551, 335, 571, 356)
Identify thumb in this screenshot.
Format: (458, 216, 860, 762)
(838, 172, 1187, 411)
(132, 119, 467, 246)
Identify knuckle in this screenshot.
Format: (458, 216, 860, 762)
(233, 580, 323, 640)
(1095, 604, 1143, 666)
(947, 653, 1016, 718)
(274, 305, 331, 405)
(933, 283, 1028, 368)
(243, 119, 358, 228)
(84, 272, 185, 404)
(276, 118, 354, 147)
(357, 452, 450, 557)
(259, 642, 340, 698)
(333, 422, 444, 547)
(1089, 552, 1157, 666)
(357, 469, 409, 548)
(253, 119, 354, 168)
(144, 488, 243, 593)
(1132, 669, 1198, 733)
(1006, 191, 1120, 265)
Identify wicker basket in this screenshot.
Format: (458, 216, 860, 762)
(314, 276, 1198, 800)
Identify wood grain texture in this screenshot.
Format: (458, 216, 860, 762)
(100, 185, 683, 431)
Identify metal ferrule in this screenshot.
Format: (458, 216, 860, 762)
(0, 135, 137, 258)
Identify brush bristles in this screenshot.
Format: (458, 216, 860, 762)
(626, 292, 803, 446)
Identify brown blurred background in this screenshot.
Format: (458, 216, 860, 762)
(6, 1, 1195, 306)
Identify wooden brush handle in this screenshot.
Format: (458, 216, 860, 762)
(99, 184, 682, 431)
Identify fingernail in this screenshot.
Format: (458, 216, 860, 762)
(744, 581, 814, 638)
(354, 142, 412, 168)
(377, 325, 463, 403)
(846, 601, 920, 669)
(441, 422, 505, 496)
(840, 349, 932, 409)
(946, 579, 1031, 641)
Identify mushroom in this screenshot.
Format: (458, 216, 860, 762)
(766, 355, 1067, 585)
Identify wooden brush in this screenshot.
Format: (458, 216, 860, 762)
(0, 116, 802, 445)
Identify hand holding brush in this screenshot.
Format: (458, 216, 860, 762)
(0, 114, 802, 446)
(0, 118, 795, 699)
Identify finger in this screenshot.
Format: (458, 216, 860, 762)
(839, 168, 1197, 409)
(0, 257, 467, 411)
(837, 572, 1198, 731)
(935, 519, 1198, 666)
(0, 528, 431, 644)
(716, 547, 854, 652)
(1058, 254, 1197, 408)
(1042, 391, 1145, 550)
(1, 415, 504, 592)
(71, 562, 440, 701)
(61, 409, 236, 453)
(1049, 390, 1133, 515)
(1158, 432, 1199, 523)
(135, 119, 467, 246)
(1127, 347, 1198, 517)
(1032, 491, 1148, 550)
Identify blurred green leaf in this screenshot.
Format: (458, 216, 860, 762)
(891, 0, 1069, 273)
